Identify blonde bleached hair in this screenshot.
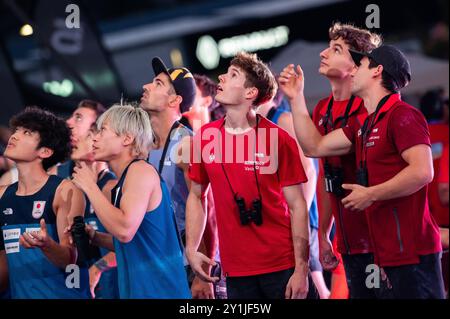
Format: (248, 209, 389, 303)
(97, 103, 153, 159)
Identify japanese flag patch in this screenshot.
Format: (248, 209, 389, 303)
(32, 201, 46, 219)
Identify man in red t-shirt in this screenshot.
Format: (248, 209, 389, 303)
(309, 23, 381, 299)
(186, 52, 310, 299)
(438, 143, 449, 249)
(437, 143, 449, 294)
(279, 45, 444, 298)
(422, 91, 449, 229)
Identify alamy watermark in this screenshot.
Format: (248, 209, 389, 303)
(174, 120, 280, 175)
(65, 4, 80, 29)
(65, 264, 80, 289)
(366, 4, 380, 29)
(365, 263, 393, 290)
(365, 263, 381, 289)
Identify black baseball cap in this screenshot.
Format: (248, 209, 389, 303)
(349, 45, 412, 90)
(152, 57, 196, 113)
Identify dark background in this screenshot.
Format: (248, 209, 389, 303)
(0, 0, 448, 123)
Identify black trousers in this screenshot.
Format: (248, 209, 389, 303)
(226, 268, 318, 299)
(383, 252, 445, 299)
(342, 252, 445, 299)
(342, 253, 382, 299)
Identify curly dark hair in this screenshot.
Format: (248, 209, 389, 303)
(194, 74, 216, 99)
(194, 74, 219, 109)
(10, 106, 72, 170)
(329, 22, 382, 53)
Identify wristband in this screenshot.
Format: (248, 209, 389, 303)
(94, 258, 111, 272)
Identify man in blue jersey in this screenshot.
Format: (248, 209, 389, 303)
(0, 107, 89, 299)
(140, 58, 216, 298)
(70, 124, 119, 299)
(71, 104, 190, 299)
(48, 100, 106, 177)
(49, 100, 118, 298)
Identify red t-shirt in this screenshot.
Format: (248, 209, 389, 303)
(312, 95, 372, 255)
(342, 94, 442, 267)
(189, 116, 307, 276)
(437, 144, 449, 225)
(429, 124, 449, 226)
(429, 123, 449, 146)
(438, 143, 449, 184)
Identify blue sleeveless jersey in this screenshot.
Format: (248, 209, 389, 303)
(56, 162, 117, 258)
(84, 170, 120, 299)
(84, 170, 116, 257)
(57, 162, 119, 298)
(111, 160, 190, 299)
(148, 123, 191, 239)
(267, 107, 288, 125)
(56, 160, 75, 179)
(0, 175, 89, 299)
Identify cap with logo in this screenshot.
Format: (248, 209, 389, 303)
(152, 57, 196, 113)
(349, 45, 412, 90)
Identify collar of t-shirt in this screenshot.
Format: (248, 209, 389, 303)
(319, 94, 363, 126)
(369, 93, 401, 127)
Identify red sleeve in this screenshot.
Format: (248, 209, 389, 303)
(312, 102, 321, 127)
(389, 106, 431, 155)
(278, 131, 307, 187)
(318, 158, 325, 178)
(341, 115, 359, 144)
(188, 130, 210, 185)
(438, 144, 449, 184)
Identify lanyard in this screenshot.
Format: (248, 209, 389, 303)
(158, 121, 181, 174)
(323, 95, 356, 166)
(359, 94, 393, 169)
(266, 107, 277, 122)
(219, 116, 263, 202)
(322, 95, 356, 134)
